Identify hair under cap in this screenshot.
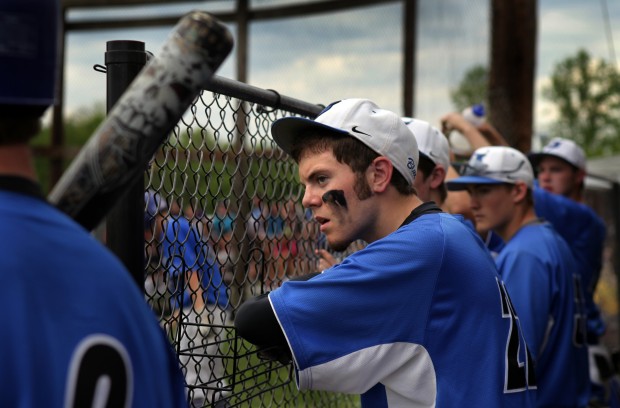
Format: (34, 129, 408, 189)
(271, 98, 419, 185)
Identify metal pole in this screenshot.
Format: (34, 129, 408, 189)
(104, 40, 148, 288)
(612, 182, 620, 349)
(403, 0, 416, 117)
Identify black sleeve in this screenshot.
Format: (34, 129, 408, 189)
(234, 293, 288, 348)
(234, 274, 319, 341)
(234, 293, 292, 363)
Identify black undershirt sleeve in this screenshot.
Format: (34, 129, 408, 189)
(234, 293, 286, 347)
(234, 293, 293, 363)
(234, 273, 322, 363)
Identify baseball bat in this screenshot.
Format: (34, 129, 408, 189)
(48, 11, 233, 231)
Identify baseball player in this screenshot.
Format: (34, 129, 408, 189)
(529, 138, 611, 405)
(0, 1, 187, 406)
(402, 117, 505, 257)
(235, 99, 536, 407)
(448, 146, 590, 407)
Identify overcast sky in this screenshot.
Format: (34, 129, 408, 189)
(63, 0, 620, 139)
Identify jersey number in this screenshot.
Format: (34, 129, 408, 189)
(497, 279, 536, 391)
(64, 335, 133, 408)
(573, 274, 587, 347)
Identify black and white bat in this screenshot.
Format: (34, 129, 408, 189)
(48, 11, 233, 231)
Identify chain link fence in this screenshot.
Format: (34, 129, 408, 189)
(142, 78, 361, 407)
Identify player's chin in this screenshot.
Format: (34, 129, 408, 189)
(326, 236, 350, 252)
(473, 216, 490, 232)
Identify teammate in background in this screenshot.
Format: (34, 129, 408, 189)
(529, 138, 611, 405)
(0, 1, 187, 406)
(447, 146, 590, 408)
(529, 137, 587, 202)
(147, 197, 230, 407)
(235, 98, 536, 407)
(444, 112, 612, 404)
(404, 117, 507, 258)
(402, 118, 450, 206)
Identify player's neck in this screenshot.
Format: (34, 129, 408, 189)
(368, 191, 423, 243)
(498, 205, 537, 243)
(0, 144, 37, 181)
(429, 189, 444, 208)
(566, 189, 583, 203)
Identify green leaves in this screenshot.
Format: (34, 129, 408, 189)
(450, 64, 489, 112)
(543, 49, 620, 157)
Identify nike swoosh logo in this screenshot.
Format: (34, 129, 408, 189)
(351, 126, 372, 137)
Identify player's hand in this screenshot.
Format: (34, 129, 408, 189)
(440, 112, 473, 134)
(257, 345, 292, 365)
(316, 249, 338, 271)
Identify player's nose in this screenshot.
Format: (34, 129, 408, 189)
(302, 186, 321, 209)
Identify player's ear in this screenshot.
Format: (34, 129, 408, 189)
(575, 168, 586, 185)
(511, 181, 528, 203)
(368, 156, 393, 193)
(430, 165, 446, 189)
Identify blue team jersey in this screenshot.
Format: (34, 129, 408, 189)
(533, 185, 606, 340)
(495, 221, 589, 408)
(0, 189, 187, 407)
(270, 212, 536, 407)
(162, 216, 228, 309)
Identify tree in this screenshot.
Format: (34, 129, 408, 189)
(450, 64, 489, 111)
(543, 49, 620, 157)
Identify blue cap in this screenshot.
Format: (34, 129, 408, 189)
(0, 0, 60, 107)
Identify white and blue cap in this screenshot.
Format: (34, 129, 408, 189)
(403, 117, 450, 171)
(528, 137, 586, 171)
(271, 98, 419, 186)
(446, 146, 534, 191)
(0, 0, 60, 108)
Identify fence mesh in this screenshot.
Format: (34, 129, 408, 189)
(143, 90, 361, 407)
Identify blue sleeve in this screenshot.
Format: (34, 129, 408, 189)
(533, 186, 606, 337)
(533, 186, 606, 291)
(497, 250, 551, 355)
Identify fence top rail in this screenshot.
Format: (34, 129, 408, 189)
(205, 75, 324, 118)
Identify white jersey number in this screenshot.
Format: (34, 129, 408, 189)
(497, 279, 537, 392)
(64, 334, 133, 408)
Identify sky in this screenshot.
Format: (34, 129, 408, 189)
(62, 0, 620, 143)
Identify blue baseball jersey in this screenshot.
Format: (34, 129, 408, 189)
(0, 187, 187, 407)
(533, 185, 606, 340)
(270, 212, 536, 407)
(495, 221, 589, 408)
(162, 216, 228, 309)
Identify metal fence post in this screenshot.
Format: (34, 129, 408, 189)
(104, 40, 148, 289)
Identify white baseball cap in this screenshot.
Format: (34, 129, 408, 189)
(446, 146, 534, 191)
(528, 137, 586, 171)
(402, 117, 450, 171)
(271, 98, 419, 185)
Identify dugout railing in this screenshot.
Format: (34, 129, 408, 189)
(102, 41, 620, 408)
